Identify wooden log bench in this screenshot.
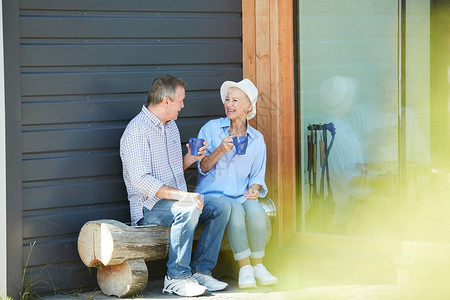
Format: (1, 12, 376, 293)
(77, 198, 276, 297)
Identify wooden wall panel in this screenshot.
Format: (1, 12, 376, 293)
(243, 0, 296, 248)
(277, 0, 296, 245)
(242, 0, 256, 83)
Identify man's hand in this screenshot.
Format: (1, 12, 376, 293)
(190, 193, 204, 212)
(183, 141, 207, 170)
(177, 192, 204, 212)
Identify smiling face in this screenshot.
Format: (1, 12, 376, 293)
(224, 87, 252, 121)
(166, 86, 185, 121)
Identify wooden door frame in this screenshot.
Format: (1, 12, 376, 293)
(430, 0, 450, 172)
(243, 0, 296, 248)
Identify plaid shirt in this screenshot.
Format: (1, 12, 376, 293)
(120, 105, 187, 225)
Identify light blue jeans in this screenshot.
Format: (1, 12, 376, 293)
(138, 195, 231, 279)
(224, 198, 267, 261)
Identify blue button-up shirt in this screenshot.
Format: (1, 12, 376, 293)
(194, 117, 268, 203)
(120, 105, 187, 225)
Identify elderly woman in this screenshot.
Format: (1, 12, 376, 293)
(194, 79, 278, 288)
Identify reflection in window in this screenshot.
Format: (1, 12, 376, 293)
(296, 0, 430, 238)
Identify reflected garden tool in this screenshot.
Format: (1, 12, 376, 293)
(306, 125, 319, 230)
(306, 122, 336, 232)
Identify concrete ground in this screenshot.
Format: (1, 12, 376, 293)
(39, 247, 450, 299)
(41, 279, 425, 300)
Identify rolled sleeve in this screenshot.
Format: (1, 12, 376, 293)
(121, 107, 187, 225)
(121, 126, 165, 199)
(197, 160, 215, 176)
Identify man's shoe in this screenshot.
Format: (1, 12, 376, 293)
(192, 272, 228, 292)
(162, 275, 208, 297)
(253, 264, 278, 286)
(238, 265, 256, 289)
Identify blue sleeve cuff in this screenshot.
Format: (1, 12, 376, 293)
(249, 180, 268, 198)
(197, 160, 215, 176)
(259, 186, 268, 198)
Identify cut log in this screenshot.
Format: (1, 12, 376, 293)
(78, 197, 276, 298)
(77, 219, 169, 267)
(97, 258, 148, 298)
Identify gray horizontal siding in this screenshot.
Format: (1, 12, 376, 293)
(23, 204, 129, 238)
(20, 0, 241, 12)
(24, 263, 98, 294)
(21, 43, 241, 66)
(21, 69, 241, 96)
(20, 15, 241, 39)
(23, 154, 121, 182)
(23, 236, 80, 266)
(22, 127, 125, 153)
(23, 178, 126, 210)
(23, 172, 198, 212)
(19, 0, 242, 292)
(21, 92, 224, 125)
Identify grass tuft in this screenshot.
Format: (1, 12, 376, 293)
(20, 241, 59, 300)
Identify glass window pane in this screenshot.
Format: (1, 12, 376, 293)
(296, 0, 401, 237)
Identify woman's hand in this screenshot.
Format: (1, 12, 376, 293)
(219, 136, 234, 154)
(244, 185, 260, 199)
(199, 137, 232, 173)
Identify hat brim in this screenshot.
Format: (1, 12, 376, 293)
(320, 76, 356, 116)
(220, 81, 257, 120)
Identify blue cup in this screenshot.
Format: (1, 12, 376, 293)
(233, 136, 248, 155)
(189, 138, 205, 156)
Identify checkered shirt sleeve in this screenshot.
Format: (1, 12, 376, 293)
(120, 106, 187, 225)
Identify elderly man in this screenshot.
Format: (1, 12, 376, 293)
(120, 75, 231, 297)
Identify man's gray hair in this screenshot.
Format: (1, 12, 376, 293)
(147, 74, 186, 106)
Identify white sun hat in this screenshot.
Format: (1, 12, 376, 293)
(220, 78, 258, 120)
(320, 75, 356, 116)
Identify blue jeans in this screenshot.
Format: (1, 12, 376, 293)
(138, 195, 231, 279)
(224, 198, 267, 261)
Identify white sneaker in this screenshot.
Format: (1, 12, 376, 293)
(162, 275, 208, 297)
(253, 264, 278, 286)
(192, 272, 228, 292)
(238, 265, 256, 289)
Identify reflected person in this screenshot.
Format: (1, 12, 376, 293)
(348, 72, 428, 164)
(319, 75, 364, 229)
